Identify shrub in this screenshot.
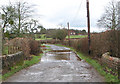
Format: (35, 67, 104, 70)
(61, 30, 120, 58)
(46, 29, 67, 40)
(29, 40, 40, 55)
(7, 37, 41, 59)
(56, 29, 67, 40)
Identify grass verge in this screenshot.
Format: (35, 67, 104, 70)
(2, 53, 43, 81)
(66, 35, 87, 39)
(55, 44, 120, 82)
(41, 44, 52, 52)
(36, 38, 52, 41)
(35, 34, 52, 41)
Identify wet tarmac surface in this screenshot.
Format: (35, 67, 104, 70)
(4, 44, 105, 82)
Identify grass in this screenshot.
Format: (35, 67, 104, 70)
(36, 38, 52, 41)
(41, 44, 52, 52)
(36, 34, 87, 40)
(55, 44, 120, 82)
(66, 35, 87, 39)
(41, 44, 50, 48)
(2, 53, 43, 81)
(35, 34, 52, 41)
(77, 52, 119, 82)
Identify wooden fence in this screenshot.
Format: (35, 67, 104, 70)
(3, 45, 22, 55)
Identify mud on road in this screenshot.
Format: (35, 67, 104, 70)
(4, 44, 105, 82)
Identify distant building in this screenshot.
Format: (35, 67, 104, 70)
(69, 30, 76, 35)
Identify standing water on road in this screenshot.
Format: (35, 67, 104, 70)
(41, 44, 81, 62)
(4, 44, 105, 82)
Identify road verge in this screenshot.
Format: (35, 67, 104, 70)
(2, 53, 43, 81)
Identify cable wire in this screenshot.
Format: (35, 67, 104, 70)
(71, 0, 84, 24)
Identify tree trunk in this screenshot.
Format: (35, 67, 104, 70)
(18, 2, 21, 37)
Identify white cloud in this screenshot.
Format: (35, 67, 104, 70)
(1, 0, 119, 32)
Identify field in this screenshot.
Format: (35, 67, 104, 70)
(35, 34, 52, 40)
(66, 35, 87, 39)
(35, 34, 88, 41)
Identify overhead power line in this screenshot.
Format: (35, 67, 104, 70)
(71, 0, 84, 24)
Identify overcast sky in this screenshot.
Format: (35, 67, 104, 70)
(0, 0, 119, 32)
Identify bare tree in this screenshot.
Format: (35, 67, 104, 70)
(13, 1, 34, 36)
(0, 1, 35, 36)
(97, 0, 119, 30)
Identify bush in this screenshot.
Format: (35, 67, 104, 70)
(29, 40, 40, 55)
(7, 37, 41, 59)
(61, 30, 120, 58)
(46, 29, 67, 40)
(56, 29, 67, 40)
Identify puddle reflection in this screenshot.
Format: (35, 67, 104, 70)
(41, 49, 81, 62)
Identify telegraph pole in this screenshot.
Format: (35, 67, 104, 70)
(86, 0, 91, 55)
(67, 22, 70, 46)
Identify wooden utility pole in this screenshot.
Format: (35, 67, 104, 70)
(86, 0, 91, 55)
(67, 22, 70, 46)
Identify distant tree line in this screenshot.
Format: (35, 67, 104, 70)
(35, 28, 87, 40)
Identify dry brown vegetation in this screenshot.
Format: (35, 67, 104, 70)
(6, 37, 41, 59)
(62, 30, 120, 58)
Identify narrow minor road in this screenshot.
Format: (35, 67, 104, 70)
(4, 44, 105, 82)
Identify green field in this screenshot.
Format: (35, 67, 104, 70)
(35, 34, 52, 40)
(35, 34, 87, 40)
(66, 35, 87, 39)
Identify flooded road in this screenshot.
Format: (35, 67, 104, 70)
(4, 44, 105, 82)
